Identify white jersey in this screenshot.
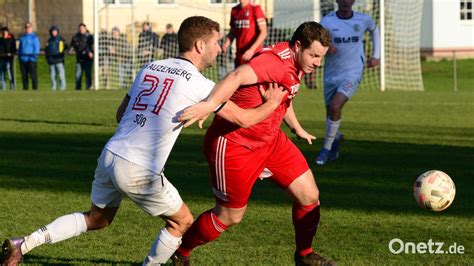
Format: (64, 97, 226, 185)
(105, 58, 215, 174)
(320, 11, 377, 82)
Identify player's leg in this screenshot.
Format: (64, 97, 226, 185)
(175, 203, 247, 260)
(268, 132, 335, 265)
(1, 150, 122, 265)
(143, 202, 193, 265)
(317, 79, 356, 165)
(126, 170, 193, 265)
(0, 205, 119, 265)
(174, 135, 265, 262)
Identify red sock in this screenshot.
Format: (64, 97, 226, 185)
(292, 201, 320, 257)
(178, 209, 228, 257)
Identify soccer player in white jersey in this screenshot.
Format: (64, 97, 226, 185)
(315, 0, 380, 165)
(0, 16, 286, 266)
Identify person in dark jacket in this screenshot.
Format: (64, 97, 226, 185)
(137, 22, 159, 67)
(0, 27, 16, 90)
(45, 25, 68, 91)
(18, 22, 40, 90)
(159, 23, 178, 59)
(70, 23, 94, 90)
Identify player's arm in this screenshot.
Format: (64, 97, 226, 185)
(283, 101, 316, 145)
(242, 18, 267, 62)
(179, 64, 258, 127)
(367, 24, 381, 68)
(222, 28, 235, 54)
(116, 94, 130, 123)
(216, 83, 287, 128)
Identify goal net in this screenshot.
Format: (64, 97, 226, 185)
(94, 0, 423, 91)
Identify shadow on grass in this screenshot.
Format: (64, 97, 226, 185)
(0, 130, 472, 217)
(0, 117, 115, 127)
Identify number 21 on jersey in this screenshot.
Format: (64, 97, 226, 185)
(132, 74, 174, 115)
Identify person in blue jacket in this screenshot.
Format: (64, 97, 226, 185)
(18, 22, 40, 90)
(45, 25, 68, 91)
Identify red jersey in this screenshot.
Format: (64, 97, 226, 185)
(209, 42, 304, 150)
(230, 3, 266, 63)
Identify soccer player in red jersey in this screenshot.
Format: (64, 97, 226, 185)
(175, 22, 336, 266)
(222, 0, 267, 67)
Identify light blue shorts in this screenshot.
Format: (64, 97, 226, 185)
(324, 77, 361, 105)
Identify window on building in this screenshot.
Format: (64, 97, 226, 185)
(460, 0, 473, 20)
(104, 0, 132, 4)
(210, 0, 238, 4)
(158, 0, 175, 3)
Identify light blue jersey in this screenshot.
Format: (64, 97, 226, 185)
(320, 11, 378, 102)
(321, 11, 376, 81)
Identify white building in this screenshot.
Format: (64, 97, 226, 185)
(421, 0, 474, 58)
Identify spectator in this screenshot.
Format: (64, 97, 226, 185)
(45, 25, 68, 91)
(109, 26, 132, 89)
(70, 23, 94, 90)
(137, 22, 159, 67)
(18, 22, 40, 90)
(160, 23, 178, 59)
(0, 26, 16, 90)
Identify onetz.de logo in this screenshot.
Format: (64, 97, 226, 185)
(388, 238, 465, 254)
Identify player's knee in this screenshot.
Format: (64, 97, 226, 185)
(217, 211, 244, 226)
(329, 104, 342, 118)
(226, 214, 244, 226)
(84, 212, 113, 230)
(178, 212, 194, 233)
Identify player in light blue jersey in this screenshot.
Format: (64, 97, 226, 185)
(315, 0, 380, 165)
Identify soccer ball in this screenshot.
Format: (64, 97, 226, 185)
(413, 170, 456, 212)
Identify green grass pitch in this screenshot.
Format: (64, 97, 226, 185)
(0, 59, 473, 265)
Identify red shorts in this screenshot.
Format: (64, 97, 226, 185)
(204, 129, 310, 208)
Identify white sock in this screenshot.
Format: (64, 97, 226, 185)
(143, 227, 182, 265)
(21, 213, 87, 254)
(323, 118, 341, 150)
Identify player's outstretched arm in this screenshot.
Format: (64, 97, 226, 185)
(216, 83, 287, 128)
(179, 64, 258, 127)
(283, 101, 316, 145)
(116, 94, 130, 123)
(367, 26, 381, 68)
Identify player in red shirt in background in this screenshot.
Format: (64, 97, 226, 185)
(222, 0, 267, 67)
(174, 22, 336, 266)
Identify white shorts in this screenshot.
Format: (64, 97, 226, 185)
(324, 78, 361, 105)
(91, 149, 183, 217)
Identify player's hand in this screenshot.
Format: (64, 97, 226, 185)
(329, 45, 337, 54)
(179, 102, 214, 128)
(241, 49, 255, 62)
(293, 128, 316, 145)
(258, 83, 287, 106)
(367, 57, 380, 68)
(88, 52, 93, 59)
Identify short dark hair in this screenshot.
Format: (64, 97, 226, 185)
(290, 21, 332, 49)
(178, 16, 220, 53)
(78, 23, 86, 28)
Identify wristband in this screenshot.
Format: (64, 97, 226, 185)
(213, 101, 227, 114)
